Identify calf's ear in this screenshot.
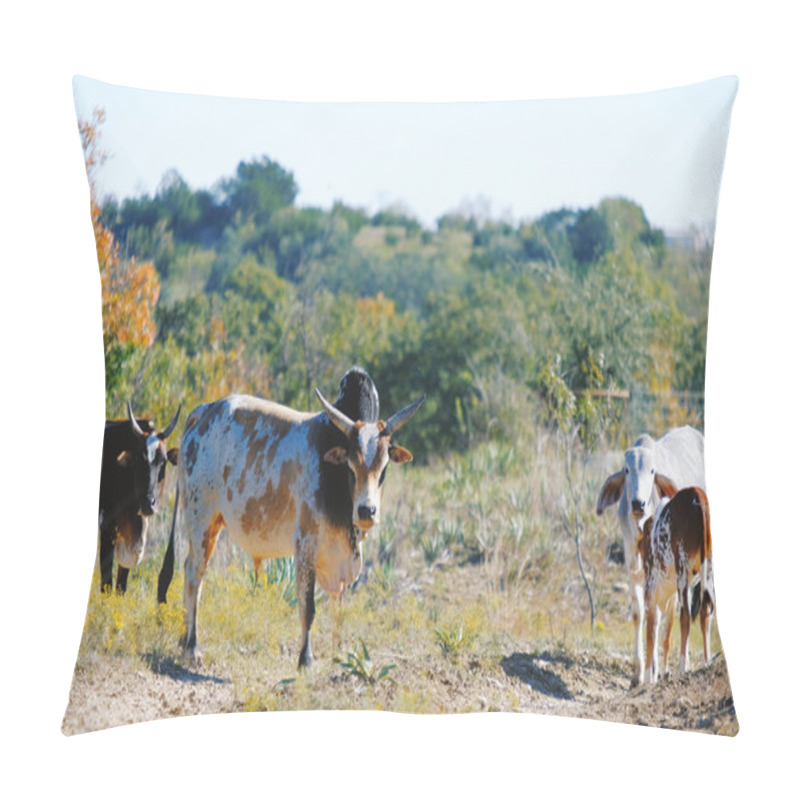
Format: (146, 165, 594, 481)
(654, 474, 679, 499)
(596, 471, 624, 515)
(116, 450, 134, 468)
(324, 447, 348, 465)
(167, 448, 179, 465)
(389, 444, 413, 464)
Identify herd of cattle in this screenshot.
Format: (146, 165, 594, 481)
(98, 367, 715, 686)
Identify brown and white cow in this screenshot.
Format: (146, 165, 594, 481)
(98, 402, 180, 594)
(597, 426, 705, 686)
(636, 486, 715, 684)
(162, 367, 424, 668)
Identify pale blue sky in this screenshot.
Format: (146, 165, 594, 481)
(73, 75, 737, 232)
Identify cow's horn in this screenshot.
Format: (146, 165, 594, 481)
(127, 401, 145, 437)
(160, 404, 182, 440)
(315, 388, 354, 436)
(382, 394, 426, 438)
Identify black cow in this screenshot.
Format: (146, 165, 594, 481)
(98, 402, 180, 594)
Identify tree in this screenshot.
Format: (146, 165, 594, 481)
(222, 157, 297, 224)
(79, 109, 160, 400)
(567, 207, 613, 265)
(539, 358, 620, 632)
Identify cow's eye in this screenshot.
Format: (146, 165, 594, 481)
(379, 467, 387, 487)
(650, 468, 655, 475)
(624, 467, 629, 475)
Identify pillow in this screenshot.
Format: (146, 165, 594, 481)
(64, 75, 738, 735)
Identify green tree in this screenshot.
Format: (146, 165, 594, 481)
(567, 207, 613, 266)
(223, 157, 297, 224)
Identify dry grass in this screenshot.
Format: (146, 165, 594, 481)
(66, 436, 733, 733)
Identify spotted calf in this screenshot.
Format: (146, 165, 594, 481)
(637, 486, 715, 684)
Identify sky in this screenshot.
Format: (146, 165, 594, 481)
(73, 75, 737, 233)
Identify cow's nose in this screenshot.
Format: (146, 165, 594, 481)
(631, 499, 645, 514)
(358, 504, 377, 521)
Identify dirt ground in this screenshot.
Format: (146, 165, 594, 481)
(63, 627, 737, 736)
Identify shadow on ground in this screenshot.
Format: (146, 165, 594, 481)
(500, 652, 574, 700)
(144, 652, 230, 684)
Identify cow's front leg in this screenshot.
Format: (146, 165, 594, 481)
(644, 600, 658, 684)
(660, 593, 676, 680)
(182, 539, 203, 663)
(630, 578, 646, 687)
(99, 521, 116, 594)
(296, 537, 317, 669)
(182, 513, 224, 665)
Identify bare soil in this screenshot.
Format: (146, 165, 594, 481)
(63, 626, 737, 736)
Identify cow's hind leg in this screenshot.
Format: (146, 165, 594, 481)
(182, 512, 224, 664)
(700, 558, 715, 667)
(660, 593, 676, 680)
(678, 579, 692, 674)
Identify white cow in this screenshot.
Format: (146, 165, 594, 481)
(596, 425, 705, 686)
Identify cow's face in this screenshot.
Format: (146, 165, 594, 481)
(624, 446, 656, 520)
(118, 434, 177, 516)
(117, 403, 180, 517)
(324, 422, 413, 531)
(597, 446, 678, 520)
(317, 389, 424, 534)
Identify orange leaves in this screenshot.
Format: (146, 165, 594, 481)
(78, 107, 107, 185)
(79, 109, 161, 358)
(100, 258, 160, 348)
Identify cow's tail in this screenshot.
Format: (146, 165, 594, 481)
(157, 484, 179, 604)
(700, 488, 714, 615)
(691, 487, 713, 620)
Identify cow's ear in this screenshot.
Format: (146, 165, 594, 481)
(654, 474, 679, 499)
(116, 450, 134, 468)
(324, 447, 348, 465)
(167, 448, 179, 465)
(596, 471, 624, 515)
(388, 444, 413, 464)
